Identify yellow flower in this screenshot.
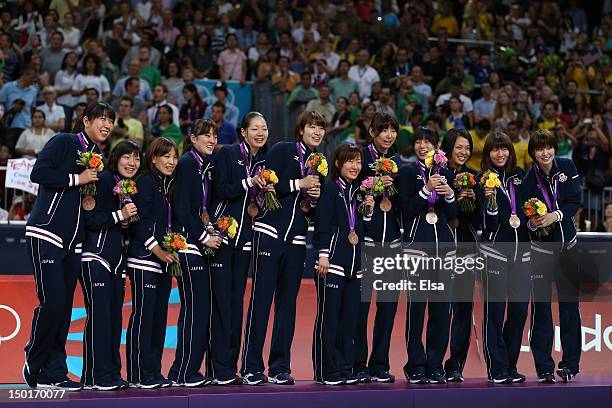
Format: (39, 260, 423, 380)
(317, 162, 328, 176)
(536, 206, 547, 216)
(270, 173, 279, 184)
(485, 179, 496, 188)
(392, 162, 398, 173)
(425, 157, 433, 168)
(228, 224, 237, 238)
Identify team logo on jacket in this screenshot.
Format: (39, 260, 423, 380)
(513, 178, 522, 185)
(416, 175, 423, 180)
(558, 173, 567, 182)
(238, 160, 244, 166)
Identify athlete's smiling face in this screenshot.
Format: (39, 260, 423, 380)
(241, 116, 268, 152)
(117, 153, 140, 178)
(301, 122, 325, 149)
(152, 148, 178, 177)
(83, 114, 113, 144)
(191, 129, 217, 156)
(338, 155, 362, 183)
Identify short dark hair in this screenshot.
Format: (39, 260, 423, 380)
(412, 126, 438, 148)
(83, 54, 102, 76)
(440, 127, 473, 163)
(528, 129, 558, 163)
(108, 140, 141, 175)
(481, 131, 517, 173)
(120, 96, 134, 107)
(124, 76, 140, 91)
(294, 111, 327, 141)
(212, 101, 226, 113)
(331, 143, 363, 181)
(145, 137, 178, 183)
(369, 112, 399, 137)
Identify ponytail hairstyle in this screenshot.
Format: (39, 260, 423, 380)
(331, 142, 363, 180)
(73, 102, 115, 133)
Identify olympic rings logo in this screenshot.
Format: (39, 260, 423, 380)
(0, 305, 21, 345)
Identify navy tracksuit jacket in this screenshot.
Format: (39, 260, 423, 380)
(476, 166, 531, 379)
(25, 131, 97, 383)
(209, 142, 264, 380)
(354, 144, 402, 376)
(126, 173, 174, 384)
(523, 158, 582, 376)
(397, 160, 458, 377)
(312, 177, 364, 382)
(80, 170, 128, 386)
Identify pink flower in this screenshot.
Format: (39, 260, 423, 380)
(361, 177, 374, 190)
(434, 152, 447, 165)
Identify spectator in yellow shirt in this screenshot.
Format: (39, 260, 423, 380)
(507, 121, 532, 171)
(431, 4, 459, 37)
(467, 118, 491, 170)
(536, 101, 561, 130)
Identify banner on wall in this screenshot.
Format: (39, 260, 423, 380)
(4, 158, 38, 195)
(194, 79, 252, 125)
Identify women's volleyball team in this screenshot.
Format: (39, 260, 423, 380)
(21, 101, 582, 392)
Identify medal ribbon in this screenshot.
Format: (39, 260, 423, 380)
(296, 142, 315, 205)
(189, 149, 210, 216)
(534, 164, 558, 212)
(416, 161, 437, 213)
(336, 179, 357, 232)
(240, 142, 259, 206)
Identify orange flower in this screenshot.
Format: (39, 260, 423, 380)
(525, 207, 535, 217)
(89, 156, 101, 168)
(262, 169, 270, 179)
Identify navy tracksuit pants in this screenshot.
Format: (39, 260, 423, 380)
(530, 246, 581, 375)
(126, 268, 172, 384)
(207, 244, 251, 380)
(313, 273, 361, 382)
(241, 232, 305, 377)
(80, 261, 125, 385)
(354, 270, 398, 376)
(445, 257, 477, 375)
(168, 252, 211, 383)
(404, 261, 454, 376)
(24, 237, 81, 383)
(482, 254, 530, 379)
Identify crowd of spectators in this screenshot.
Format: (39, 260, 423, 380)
(0, 0, 612, 230)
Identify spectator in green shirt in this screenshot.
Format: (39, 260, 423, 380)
(138, 46, 161, 90)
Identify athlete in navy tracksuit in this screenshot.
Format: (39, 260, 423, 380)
(126, 137, 179, 389)
(168, 120, 222, 387)
(441, 129, 481, 382)
(523, 129, 582, 383)
(313, 143, 373, 385)
(23, 103, 115, 391)
(477, 132, 530, 384)
(80, 141, 140, 391)
(241, 111, 325, 385)
(353, 114, 402, 384)
(209, 112, 268, 385)
(397, 127, 458, 384)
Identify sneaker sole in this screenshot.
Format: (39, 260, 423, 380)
(429, 380, 447, 384)
(409, 379, 429, 384)
(243, 379, 265, 386)
(489, 378, 512, 384)
(91, 385, 121, 391)
(315, 380, 344, 385)
(214, 378, 240, 385)
(135, 383, 161, 389)
(36, 383, 82, 391)
(371, 378, 394, 383)
(268, 378, 295, 385)
(512, 377, 526, 383)
(344, 379, 358, 385)
(538, 378, 556, 384)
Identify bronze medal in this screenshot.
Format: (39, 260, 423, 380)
(247, 202, 259, 218)
(82, 195, 95, 211)
(425, 212, 438, 225)
(201, 211, 210, 225)
(379, 197, 392, 212)
(300, 199, 311, 213)
(509, 214, 521, 229)
(348, 230, 359, 246)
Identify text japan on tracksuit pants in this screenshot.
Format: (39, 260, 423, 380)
(524, 158, 582, 376)
(241, 232, 306, 376)
(24, 131, 98, 383)
(80, 170, 129, 386)
(313, 178, 364, 383)
(126, 174, 174, 384)
(477, 168, 531, 380)
(209, 142, 265, 381)
(398, 160, 458, 378)
(354, 144, 402, 377)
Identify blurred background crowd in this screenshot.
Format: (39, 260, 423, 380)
(1, 0, 612, 230)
